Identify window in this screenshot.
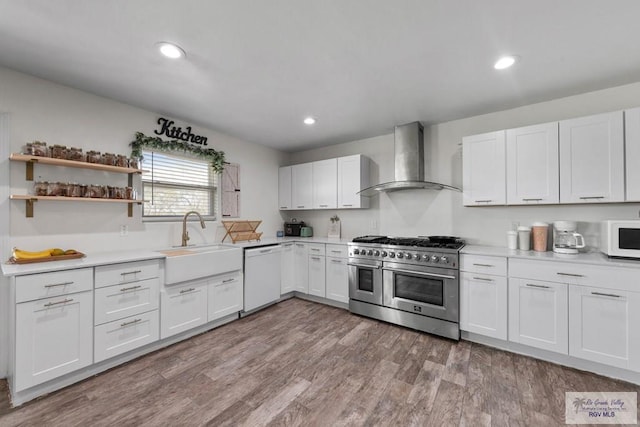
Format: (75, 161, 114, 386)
(142, 150, 218, 219)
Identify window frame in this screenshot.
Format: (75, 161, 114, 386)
(140, 150, 219, 222)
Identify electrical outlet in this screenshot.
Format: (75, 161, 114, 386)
(120, 225, 128, 236)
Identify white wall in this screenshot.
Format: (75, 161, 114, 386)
(288, 81, 640, 247)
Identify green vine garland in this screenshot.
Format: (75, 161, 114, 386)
(130, 132, 225, 173)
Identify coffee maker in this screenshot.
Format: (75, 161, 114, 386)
(552, 221, 585, 254)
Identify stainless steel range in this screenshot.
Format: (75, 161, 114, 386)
(348, 235, 464, 340)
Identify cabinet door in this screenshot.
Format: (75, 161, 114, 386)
(509, 278, 568, 354)
(462, 131, 506, 206)
(312, 159, 337, 209)
(460, 272, 507, 339)
(569, 285, 640, 371)
(280, 243, 295, 294)
(160, 280, 208, 339)
(308, 255, 326, 297)
(625, 107, 640, 201)
(291, 163, 313, 209)
(94, 310, 159, 363)
(337, 155, 369, 209)
(506, 122, 559, 205)
(278, 166, 292, 210)
(559, 111, 624, 203)
(294, 243, 309, 293)
(15, 291, 93, 391)
(208, 273, 243, 321)
(326, 256, 348, 303)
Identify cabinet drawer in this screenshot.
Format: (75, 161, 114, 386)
(307, 243, 326, 256)
(509, 258, 637, 291)
(94, 277, 160, 325)
(460, 255, 507, 276)
(15, 268, 93, 303)
(294, 242, 308, 255)
(94, 310, 159, 363)
(95, 259, 160, 288)
(325, 244, 347, 258)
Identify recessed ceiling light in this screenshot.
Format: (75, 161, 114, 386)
(157, 42, 185, 59)
(303, 117, 316, 125)
(494, 55, 519, 70)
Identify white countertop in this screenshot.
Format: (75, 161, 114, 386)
(461, 244, 640, 269)
(2, 249, 166, 277)
(222, 236, 351, 249)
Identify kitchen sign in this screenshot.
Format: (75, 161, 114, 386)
(154, 117, 208, 146)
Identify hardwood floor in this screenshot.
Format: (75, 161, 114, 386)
(1, 297, 638, 426)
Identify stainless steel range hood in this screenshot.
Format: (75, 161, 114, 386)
(358, 122, 461, 197)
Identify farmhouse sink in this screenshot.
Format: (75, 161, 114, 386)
(158, 244, 243, 285)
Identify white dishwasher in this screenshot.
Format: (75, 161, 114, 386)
(243, 244, 282, 313)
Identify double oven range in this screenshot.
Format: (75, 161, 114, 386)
(348, 235, 464, 341)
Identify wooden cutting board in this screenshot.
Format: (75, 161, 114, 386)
(7, 252, 85, 264)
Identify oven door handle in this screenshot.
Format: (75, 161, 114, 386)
(384, 267, 456, 280)
(348, 262, 382, 269)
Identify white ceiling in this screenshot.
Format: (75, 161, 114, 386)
(1, 0, 640, 152)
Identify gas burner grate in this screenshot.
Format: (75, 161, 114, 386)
(352, 235, 465, 249)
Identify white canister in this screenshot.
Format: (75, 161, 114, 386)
(507, 231, 518, 250)
(518, 226, 531, 251)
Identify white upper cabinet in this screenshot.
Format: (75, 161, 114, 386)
(506, 122, 559, 205)
(337, 155, 370, 209)
(462, 130, 506, 206)
(312, 159, 337, 209)
(278, 166, 292, 210)
(559, 111, 624, 203)
(625, 107, 640, 201)
(291, 163, 313, 209)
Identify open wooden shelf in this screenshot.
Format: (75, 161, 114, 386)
(10, 195, 143, 218)
(10, 153, 143, 181)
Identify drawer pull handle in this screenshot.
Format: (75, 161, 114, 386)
(120, 318, 142, 327)
(522, 198, 542, 202)
(311, 256, 321, 260)
(180, 288, 196, 294)
(526, 283, 550, 289)
(120, 285, 142, 292)
(330, 250, 342, 253)
(297, 206, 304, 208)
(342, 204, 353, 207)
(259, 249, 272, 253)
(44, 281, 74, 288)
(279, 206, 288, 209)
(474, 199, 492, 203)
(121, 270, 142, 276)
(331, 259, 343, 264)
(556, 272, 583, 278)
(319, 204, 328, 207)
(296, 244, 305, 247)
(579, 196, 605, 200)
(591, 292, 621, 298)
(222, 278, 235, 283)
(472, 263, 494, 267)
(311, 248, 320, 251)
(473, 277, 493, 282)
(44, 298, 73, 307)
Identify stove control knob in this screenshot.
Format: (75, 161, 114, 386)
(431, 255, 440, 263)
(374, 250, 380, 257)
(441, 256, 449, 264)
(405, 253, 412, 260)
(367, 250, 373, 256)
(381, 251, 388, 257)
(353, 249, 360, 255)
(414, 254, 421, 260)
(389, 252, 395, 258)
(397, 252, 404, 259)
(422, 254, 430, 262)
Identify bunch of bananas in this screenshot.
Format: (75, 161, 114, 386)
(12, 247, 78, 260)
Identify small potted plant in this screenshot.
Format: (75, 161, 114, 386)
(328, 215, 341, 238)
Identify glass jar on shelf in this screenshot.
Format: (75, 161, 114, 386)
(31, 141, 48, 157)
(66, 182, 83, 197)
(86, 151, 101, 164)
(34, 181, 48, 196)
(50, 144, 67, 159)
(115, 154, 128, 168)
(23, 142, 33, 155)
(128, 158, 139, 169)
(125, 186, 136, 200)
(101, 152, 116, 166)
(47, 182, 67, 197)
(66, 147, 84, 162)
(85, 184, 103, 198)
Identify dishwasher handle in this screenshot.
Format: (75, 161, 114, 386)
(244, 245, 282, 258)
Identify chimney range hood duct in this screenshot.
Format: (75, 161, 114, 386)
(358, 121, 461, 197)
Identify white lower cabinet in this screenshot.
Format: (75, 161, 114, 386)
(509, 278, 568, 354)
(326, 256, 348, 303)
(94, 310, 159, 363)
(280, 242, 295, 294)
(94, 278, 160, 325)
(569, 285, 640, 371)
(208, 272, 243, 321)
(308, 255, 326, 297)
(294, 243, 309, 293)
(460, 272, 507, 340)
(15, 290, 93, 391)
(161, 279, 208, 339)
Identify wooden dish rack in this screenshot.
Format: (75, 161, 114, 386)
(221, 220, 263, 243)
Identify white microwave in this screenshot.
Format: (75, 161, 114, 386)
(600, 220, 640, 258)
